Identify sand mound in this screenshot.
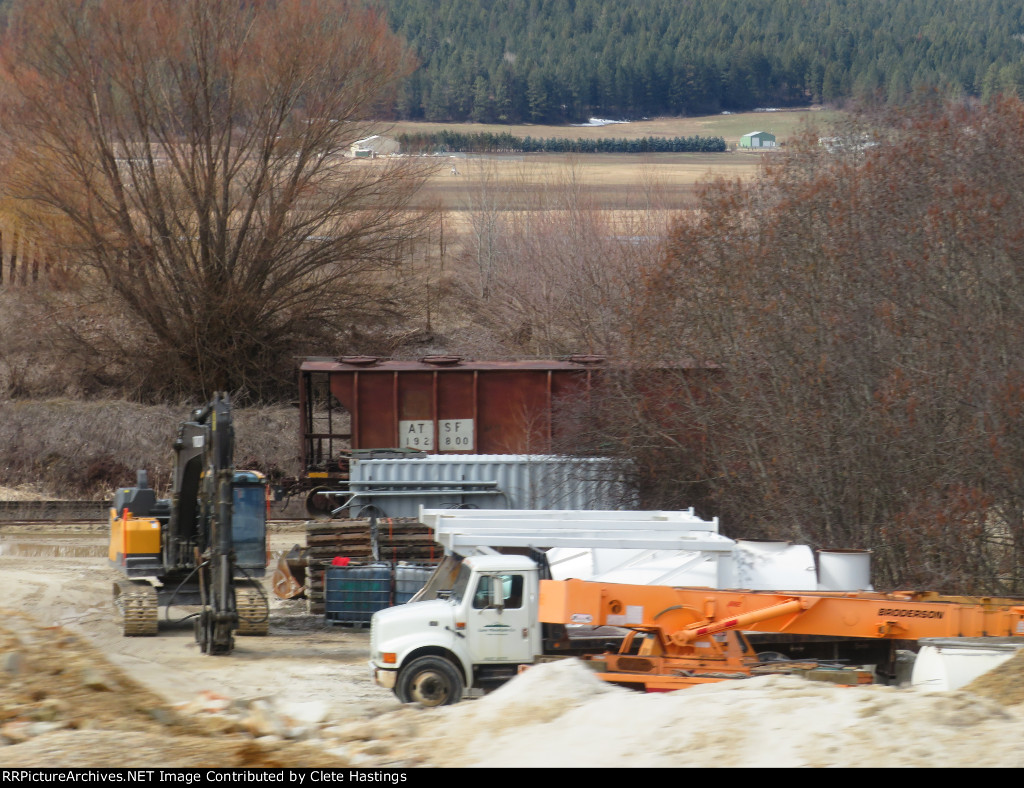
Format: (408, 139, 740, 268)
(401, 659, 1024, 768)
(964, 648, 1024, 706)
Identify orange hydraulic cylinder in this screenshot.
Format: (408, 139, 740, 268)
(676, 598, 806, 644)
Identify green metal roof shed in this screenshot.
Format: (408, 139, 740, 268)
(740, 131, 777, 149)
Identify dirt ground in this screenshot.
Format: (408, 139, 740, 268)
(4, 523, 1024, 769)
(0, 524, 410, 767)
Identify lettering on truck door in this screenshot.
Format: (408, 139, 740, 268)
(467, 573, 533, 663)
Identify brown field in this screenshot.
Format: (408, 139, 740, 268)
(377, 109, 841, 212)
(420, 152, 760, 211)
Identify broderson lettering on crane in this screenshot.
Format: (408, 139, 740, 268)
(877, 608, 945, 619)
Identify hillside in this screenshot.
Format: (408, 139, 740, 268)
(383, 0, 1024, 123)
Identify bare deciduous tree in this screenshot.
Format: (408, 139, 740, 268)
(450, 158, 665, 356)
(0, 0, 436, 400)
(576, 97, 1024, 593)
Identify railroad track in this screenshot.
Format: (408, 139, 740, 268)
(0, 499, 308, 525)
(0, 500, 105, 521)
(0, 519, 110, 533)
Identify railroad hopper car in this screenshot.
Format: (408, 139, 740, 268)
(298, 355, 606, 488)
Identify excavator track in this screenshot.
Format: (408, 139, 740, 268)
(113, 579, 158, 636)
(235, 584, 269, 636)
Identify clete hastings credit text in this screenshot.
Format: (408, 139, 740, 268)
(2, 771, 410, 784)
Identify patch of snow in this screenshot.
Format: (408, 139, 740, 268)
(571, 118, 630, 127)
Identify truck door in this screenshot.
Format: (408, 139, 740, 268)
(467, 573, 534, 663)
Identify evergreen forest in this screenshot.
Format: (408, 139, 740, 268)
(383, 0, 1024, 123)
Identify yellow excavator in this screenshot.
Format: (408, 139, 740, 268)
(108, 393, 269, 654)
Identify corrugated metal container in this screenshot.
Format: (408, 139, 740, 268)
(345, 455, 634, 518)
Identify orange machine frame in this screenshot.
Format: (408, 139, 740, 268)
(539, 579, 1024, 691)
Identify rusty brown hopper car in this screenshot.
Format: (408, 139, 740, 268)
(298, 355, 606, 485)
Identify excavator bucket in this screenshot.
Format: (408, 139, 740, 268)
(271, 545, 307, 599)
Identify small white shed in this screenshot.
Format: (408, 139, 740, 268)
(350, 135, 400, 157)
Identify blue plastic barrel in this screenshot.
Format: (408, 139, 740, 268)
(324, 563, 391, 623)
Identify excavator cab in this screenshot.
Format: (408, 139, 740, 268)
(231, 470, 269, 570)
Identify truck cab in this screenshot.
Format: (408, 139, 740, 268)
(370, 554, 542, 705)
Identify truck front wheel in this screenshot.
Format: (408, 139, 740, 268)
(395, 656, 464, 707)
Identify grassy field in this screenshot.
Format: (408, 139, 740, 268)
(387, 108, 840, 146)
(381, 109, 842, 211)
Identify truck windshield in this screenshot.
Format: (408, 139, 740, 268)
(449, 564, 473, 603)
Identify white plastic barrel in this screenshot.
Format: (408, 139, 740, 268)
(723, 540, 818, 590)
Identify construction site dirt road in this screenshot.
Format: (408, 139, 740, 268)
(0, 524, 410, 766)
(4, 523, 1024, 769)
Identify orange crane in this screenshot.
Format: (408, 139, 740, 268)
(539, 580, 1024, 691)
(370, 511, 1024, 704)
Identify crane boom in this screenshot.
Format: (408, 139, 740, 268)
(540, 580, 1024, 644)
